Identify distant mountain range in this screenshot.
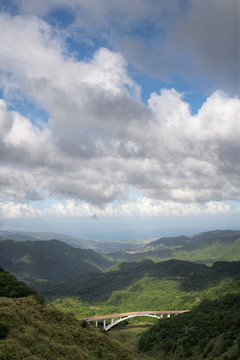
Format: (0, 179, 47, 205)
(0, 239, 111, 282)
(145, 230, 240, 249)
(1, 229, 240, 290)
(104, 230, 240, 263)
(0, 230, 143, 251)
(0, 230, 95, 248)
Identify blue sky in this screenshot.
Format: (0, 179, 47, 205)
(0, 0, 239, 241)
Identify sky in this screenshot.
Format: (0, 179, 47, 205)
(0, 0, 239, 241)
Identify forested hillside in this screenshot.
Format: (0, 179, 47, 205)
(34, 259, 240, 302)
(0, 239, 111, 282)
(0, 268, 135, 360)
(104, 230, 240, 263)
(138, 293, 240, 359)
(0, 267, 40, 300)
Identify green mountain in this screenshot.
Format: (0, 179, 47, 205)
(0, 230, 144, 251)
(0, 239, 111, 282)
(0, 268, 135, 360)
(33, 259, 240, 303)
(138, 293, 240, 359)
(104, 230, 240, 263)
(145, 235, 190, 248)
(147, 229, 240, 251)
(0, 230, 96, 248)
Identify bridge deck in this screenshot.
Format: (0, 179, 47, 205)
(84, 310, 188, 321)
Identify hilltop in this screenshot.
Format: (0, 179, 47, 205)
(104, 230, 240, 263)
(0, 230, 95, 248)
(0, 239, 111, 282)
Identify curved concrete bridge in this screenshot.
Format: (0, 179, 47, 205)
(84, 310, 189, 331)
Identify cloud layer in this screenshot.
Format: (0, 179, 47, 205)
(0, 10, 239, 219)
(0, 199, 237, 219)
(3, 0, 239, 93)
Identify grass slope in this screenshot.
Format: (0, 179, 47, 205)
(0, 297, 135, 360)
(173, 237, 240, 263)
(0, 268, 135, 360)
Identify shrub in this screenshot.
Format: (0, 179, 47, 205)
(0, 322, 9, 339)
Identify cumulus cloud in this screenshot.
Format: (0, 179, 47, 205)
(0, 199, 236, 219)
(0, 12, 239, 217)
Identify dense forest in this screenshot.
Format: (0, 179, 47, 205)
(138, 293, 240, 359)
(33, 259, 240, 302)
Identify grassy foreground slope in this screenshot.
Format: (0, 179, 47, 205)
(138, 293, 240, 360)
(0, 268, 135, 360)
(0, 297, 134, 360)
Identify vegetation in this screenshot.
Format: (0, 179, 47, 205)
(104, 230, 240, 264)
(173, 237, 240, 263)
(0, 267, 41, 301)
(33, 259, 240, 303)
(51, 277, 240, 325)
(138, 293, 240, 359)
(0, 239, 111, 282)
(51, 277, 199, 319)
(109, 325, 156, 360)
(1, 231, 240, 359)
(0, 268, 136, 360)
(0, 296, 137, 360)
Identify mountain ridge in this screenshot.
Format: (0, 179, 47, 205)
(0, 239, 111, 282)
(0, 230, 95, 248)
(105, 230, 240, 263)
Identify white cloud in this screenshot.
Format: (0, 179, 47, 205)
(0, 12, 240, 212)
(0, 199, 236, 219)
(0, 201, 41, 218)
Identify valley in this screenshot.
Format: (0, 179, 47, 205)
(1, 1, 238, 358)
(1, 229, 240, 359)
